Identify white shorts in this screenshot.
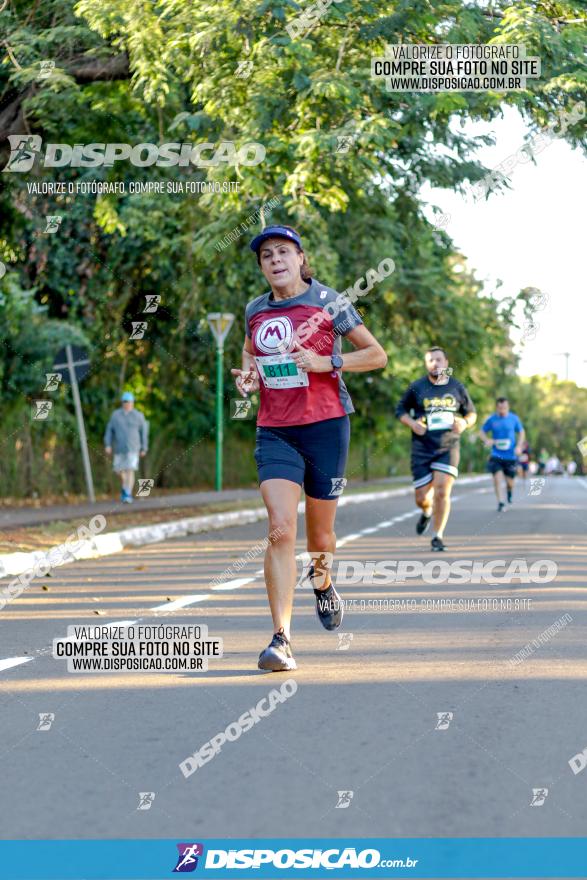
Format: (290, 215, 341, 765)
(113, 452, 139, 472)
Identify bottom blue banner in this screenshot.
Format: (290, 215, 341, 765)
(0, 838, 584, 879)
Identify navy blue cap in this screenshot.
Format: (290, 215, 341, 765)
(249, 225, 302, 254)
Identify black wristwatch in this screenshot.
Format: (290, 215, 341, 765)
(331, 354, 344, 370)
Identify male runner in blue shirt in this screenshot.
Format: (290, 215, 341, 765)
(480, 397, 525, 512)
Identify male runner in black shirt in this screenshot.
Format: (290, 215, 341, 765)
(395, 347, 477, 551)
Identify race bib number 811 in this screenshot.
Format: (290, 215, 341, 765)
(255, 354, 309, 389)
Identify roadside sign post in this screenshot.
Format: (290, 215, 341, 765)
(53, 344, 95, 503)
(207, 313, 235, 491)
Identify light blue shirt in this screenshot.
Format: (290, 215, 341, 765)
(104, 408, 149, 454)
(482, 412, 523, 460)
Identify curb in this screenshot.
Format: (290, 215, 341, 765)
(0, 475, 490, 579)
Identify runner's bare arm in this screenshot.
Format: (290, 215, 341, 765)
(396, 384, 426, 435)
(338, 324, 387, 371)
(515, 427, 526, 456)
(291, 324, 387, 374)
(464, 412, 477, 427)
(399, 413, 427, 435)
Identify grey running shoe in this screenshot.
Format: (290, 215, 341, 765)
(314, 583, 344, 631)
(258, 629, 297, 672)
(431, 536, 445, 552)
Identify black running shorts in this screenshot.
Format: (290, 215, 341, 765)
(254, 416, 350, 500)
(487, 456, 517, 479)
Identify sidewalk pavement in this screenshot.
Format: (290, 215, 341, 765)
(0, 476, 410, 529)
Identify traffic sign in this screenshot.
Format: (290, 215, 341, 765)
(52, 343, 95, 502)
(53, 345, 90, 383)
(207, 313, 235, 348)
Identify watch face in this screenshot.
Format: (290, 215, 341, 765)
(331, 355, 343, 370)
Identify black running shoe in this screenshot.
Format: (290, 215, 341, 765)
(497, 501, 506, 513)
(258, 629, 297, 672)
(314, 583, 344, 630)
(431, 536, 445, 552)
(416, 513, 432, 535)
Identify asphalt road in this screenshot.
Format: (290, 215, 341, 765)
(0, 476, 586, 845)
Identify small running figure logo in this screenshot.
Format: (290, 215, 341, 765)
(530, 788, 548, 806)
(337, 633, 354, 651)
(335, 790, 354, 809)
(32, 400, 53, 420)
(235, 60, 253, 79)
(173, 843, 204, 872)
(336, 135, 357, 154)
(528, 478, 545, 496)
(37, 713, 55, 731)
(44, 373, 62, 391)
(329, 477, 347, 497)
(44, 215, 62, 234)
(4, 134, 42, 172)
(130, 321, 148, 340)
(137, 792, 155, 810)
(144, 294, 161, 313)
(38, 60, 55, 80)
(231, 399, 253, 419)
(435, 712, 453, 730)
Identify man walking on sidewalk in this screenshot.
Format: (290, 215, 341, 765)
(104, 391, 149, 503)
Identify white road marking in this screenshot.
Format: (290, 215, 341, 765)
(211, 578, 256, 591)
(151, 594, 211, 611)
(337, 532, 362, 546)
(0, 656, 33, 672)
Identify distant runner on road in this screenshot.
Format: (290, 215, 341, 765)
(232, 224, 388, 672)
(395, 348, 477, 551)
(517, 439, 531, 481)
(480, 397, 525, 512)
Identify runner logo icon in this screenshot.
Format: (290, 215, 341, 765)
(3, 135, 43, 172)
(435, 712, 453, 730)
(173, 843, 204, 872)
(329, 477, 347, 497)
(530, 788, 548, 806)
